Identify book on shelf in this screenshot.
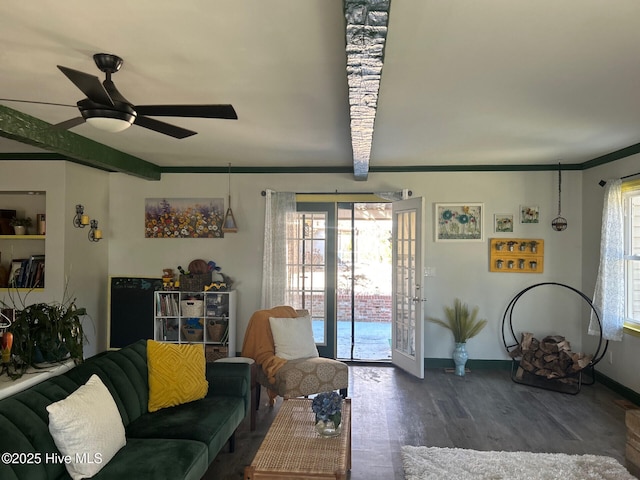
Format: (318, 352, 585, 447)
(10, 255, 45, 288)
(156, 293, 179, 316)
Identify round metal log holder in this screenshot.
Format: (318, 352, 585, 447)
(501, 282, 609, 394)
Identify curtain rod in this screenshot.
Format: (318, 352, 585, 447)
(599, 172, 640, 187)
(260, 190, 412, 196)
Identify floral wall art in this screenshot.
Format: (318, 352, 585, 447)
(520, 205, 539, 224)
(145, 198, 225, 238)
(494, 214, 514, 233)
(435, 203, 483, 241)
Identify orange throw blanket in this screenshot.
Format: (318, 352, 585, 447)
(241, 306, 298, 400)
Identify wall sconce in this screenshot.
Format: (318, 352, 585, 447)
(73, 205, 90, 228)
(88, 219, 103, 242)
(222, 163, 238, 233)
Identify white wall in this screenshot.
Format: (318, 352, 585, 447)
(109, 169, 583, 359)
(4, 159, 638, 394)
(63, 162, 110, 358)
(582, 154, 640, 393)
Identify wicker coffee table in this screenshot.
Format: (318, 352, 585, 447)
(244, 398, 352, 480)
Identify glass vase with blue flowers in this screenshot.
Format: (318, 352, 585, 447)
(311, 391, 343, 437)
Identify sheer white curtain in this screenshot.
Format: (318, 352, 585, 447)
(590, 179, 624, 341)
(261, 189, 296, 309)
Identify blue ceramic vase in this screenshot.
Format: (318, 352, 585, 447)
(452, 342, 468, 376)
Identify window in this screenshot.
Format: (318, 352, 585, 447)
(624, 182, 640, 330)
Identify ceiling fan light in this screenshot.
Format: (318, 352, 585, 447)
(81, 105, 136, 133)
(85, 116, 133, 132)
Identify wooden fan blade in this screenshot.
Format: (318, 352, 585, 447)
(57, 66, 114, 107)
(135, 104, 237, 119)
(135, 115, 197, 139)
(102, 79, 131, 105)
(51, 117, 86, 130)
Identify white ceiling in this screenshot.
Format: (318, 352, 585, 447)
(1, 0, 640, 174)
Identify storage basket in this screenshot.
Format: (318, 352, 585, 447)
(166, 326, 179, 342)
(205, 345, 228, 362)
(181, 299, 204, 317)
(207, 322, 226, 342)
(179, 273, 211, 292)
(181, 326, 204, 342)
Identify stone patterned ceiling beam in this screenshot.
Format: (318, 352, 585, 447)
(344, 0, 390, 181)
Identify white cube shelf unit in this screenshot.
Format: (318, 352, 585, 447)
(153, 290, 236, 357)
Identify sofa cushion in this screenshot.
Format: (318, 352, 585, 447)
(47, 374, 126, 480)
(63, 339, 149, 426)
(127, 395, 246, 462)
(269, 315, 319, 360)
(90, 438, 208, 480)
(147, 341, 209, 412)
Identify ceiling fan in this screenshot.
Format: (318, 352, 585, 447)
(8, 53, 237, 139)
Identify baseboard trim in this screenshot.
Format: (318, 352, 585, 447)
(593, 370, 640, 407)
(424, 358, 511, 371)
(422, 358, 640, 406)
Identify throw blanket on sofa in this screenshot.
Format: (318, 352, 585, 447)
(241, 306, 296, 399)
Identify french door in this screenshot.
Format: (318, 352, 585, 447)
(286, 197, 423, 370)
(391, 197, 425, 378)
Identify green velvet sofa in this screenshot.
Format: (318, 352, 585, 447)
(0, 339, 251, 480)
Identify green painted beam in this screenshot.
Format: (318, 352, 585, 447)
(0, 152, 67, 160)
(370, 163, 584, 173)
(0, 105, 161, 180)
(161, 165, 355, 174)
(580, 142, 640, 170)
(161, 163, 583, 175)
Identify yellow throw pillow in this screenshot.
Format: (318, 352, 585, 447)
(147, 340, 208, 412)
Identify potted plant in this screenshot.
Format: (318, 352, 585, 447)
(1, 294, 86, 379)
(9, 216, 32, 235)
(428, 298, 487, 376)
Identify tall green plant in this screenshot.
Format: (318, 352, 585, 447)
(428, 298, 487, 343)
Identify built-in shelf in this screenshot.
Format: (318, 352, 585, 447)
(0, 235, 45, 240)
(0, 288, 44, 292)
(0, 191, 47, 291)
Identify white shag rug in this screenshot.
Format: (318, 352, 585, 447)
(401, 446, 636, 480)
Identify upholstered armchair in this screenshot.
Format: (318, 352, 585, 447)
(241, 306, 348, 407)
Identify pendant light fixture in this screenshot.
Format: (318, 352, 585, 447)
(222, 163, 238, 233)
(551, 162, 567, 231)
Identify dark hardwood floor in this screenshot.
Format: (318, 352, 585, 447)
(205, 365, 633, 479)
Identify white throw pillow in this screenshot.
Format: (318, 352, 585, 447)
(47, 374, 126, 480)
(269, 315, 319, 360)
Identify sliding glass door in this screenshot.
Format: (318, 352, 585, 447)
(286, 203, 336, 357)
(337, 203, 392, 360)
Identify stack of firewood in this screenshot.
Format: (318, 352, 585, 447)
(509, 332, 592, 383)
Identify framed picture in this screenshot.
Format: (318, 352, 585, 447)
(494, 214, 513, 233)
(520, 205, 539, 224)
(435, 203, 483, 241)
(145, 198, 225, 238)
